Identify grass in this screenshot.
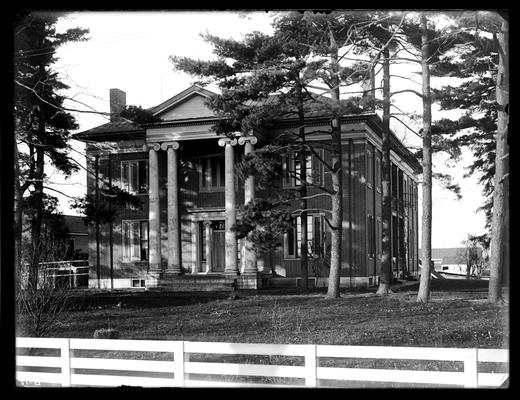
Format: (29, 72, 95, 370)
(27, 279, 509, 350)
(15, 279, 509, 388)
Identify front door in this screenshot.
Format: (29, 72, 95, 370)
(212, 230, 226, 272)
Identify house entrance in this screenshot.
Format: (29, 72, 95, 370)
(211, 221, 225, 272)
(200, 220, 226, 273)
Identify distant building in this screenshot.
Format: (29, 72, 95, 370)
(74, 85, 421, 290)
(61, 215, 89, 259)
(423, 247, 485, 277)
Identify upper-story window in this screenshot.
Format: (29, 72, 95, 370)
(282, 150, 323, 188)
(366, 147, 373, 188)
(200, 155, 225, 191)
(121, 160, 148, 194)
(375, 154, 381, 192)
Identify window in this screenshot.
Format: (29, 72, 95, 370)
(367, 147, 373, 187)
(367, 214, 375, 259)
(285, 215, 324, 259)
(376, 217, 382, 258)
(121, 160, 148, 194)
(375, 154, 381, 191)
(122, 220, 148, 261)
(391, 163, 398, 198)
(283, 150, 323, 188)
(200, 156, 225, 191)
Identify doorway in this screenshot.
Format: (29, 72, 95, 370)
(211, 225, 225, 272)
(200, 220, 226, 272)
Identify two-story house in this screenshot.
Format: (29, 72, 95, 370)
(74, 85, 421, 290)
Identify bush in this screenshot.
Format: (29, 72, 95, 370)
(93, 328, 119, 339)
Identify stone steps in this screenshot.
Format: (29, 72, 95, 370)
(154, 274, 237, 292)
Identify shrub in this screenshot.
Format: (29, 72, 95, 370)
(93, 328, 119, 339)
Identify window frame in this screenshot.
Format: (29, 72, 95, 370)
(120, 159, 148, 195)
(282, 149, 324, 189)
(122, 219, 149, 262)
(284, 214, 325, 260)
(366, 147, 374, 188)
(199, 155, 226, 192)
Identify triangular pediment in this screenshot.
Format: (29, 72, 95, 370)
(150, 85, 217, 121)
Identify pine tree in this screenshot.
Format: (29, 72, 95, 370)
(14, 11, 88, 287)
(171, 11, 374, 296)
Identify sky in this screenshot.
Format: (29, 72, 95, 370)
(46, 10, 488, 249)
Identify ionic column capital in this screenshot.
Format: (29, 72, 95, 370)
(161, 141, 180, 151)
(143, 143, 161, 151)
(237, 136, 258, 146)
(218, 137, 238, 147)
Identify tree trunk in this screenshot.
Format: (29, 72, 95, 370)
(95, 154, 101, 288)
(29, 123, 45, 290)
(327, 33, 343, 298)
(417, 14, 433, 303)
(488, 18, 509, 303)
(14, 143, 23, 278)
(299, 105, 309, 292)
(376, 47, 393, 296)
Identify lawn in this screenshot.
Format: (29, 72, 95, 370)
(24, 279, 509, 350)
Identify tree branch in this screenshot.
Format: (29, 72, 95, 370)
(390, 89, 424, 99)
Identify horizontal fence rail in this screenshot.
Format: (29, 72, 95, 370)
(15, 337, 509, 388)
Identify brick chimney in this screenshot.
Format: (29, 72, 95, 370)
(109, 88, 126, 122)
(361, 68, 375, 111)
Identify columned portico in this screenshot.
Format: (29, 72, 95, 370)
(238, 135, 258, 275)
(147, 143, 161, 271)
(218, 137, 239, 276)
(162, 141, 181, 274)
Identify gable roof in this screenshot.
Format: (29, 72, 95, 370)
(72, 84, 420, 173)
(148, 84, 216, 116)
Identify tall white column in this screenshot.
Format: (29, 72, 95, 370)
(147, 143, 161, 271)
(218, 137, 238, 276)
(162, 142, 181, 274)
(238, 135, 258, 275)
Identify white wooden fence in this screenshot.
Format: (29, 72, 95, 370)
(16, 337, 509, 388)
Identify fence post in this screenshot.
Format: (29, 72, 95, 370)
(60, 338, 71, 387)
(304, 344, 317, 387)
(463, 348, 478, 388)
(173, 341, 185, 387)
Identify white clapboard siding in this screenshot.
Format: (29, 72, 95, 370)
(317, 367, 466, 386)
(70, 373, 175, 387)
(70, 357, 176, 373)
(185, 361, 305, 378)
